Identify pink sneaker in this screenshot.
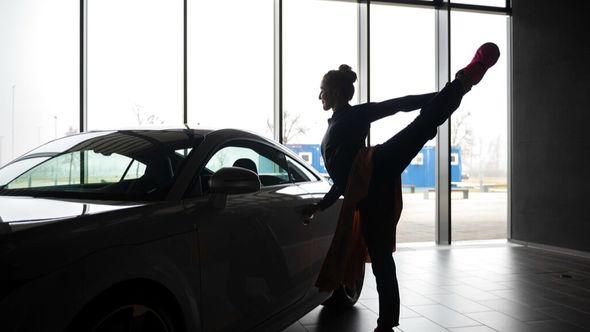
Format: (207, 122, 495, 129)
(456, 42, 500, 86)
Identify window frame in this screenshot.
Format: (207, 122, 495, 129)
(74, 0, 511, 243)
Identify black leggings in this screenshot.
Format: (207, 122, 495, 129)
(359, 79, 465, 328)
(374, 79, 465, 176)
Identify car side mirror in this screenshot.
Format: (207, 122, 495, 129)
(208, 167, 261, 209)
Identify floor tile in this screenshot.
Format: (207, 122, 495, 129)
(397, 317, 449, 332)
(525, 319, 589, 332)
(536, 305, 590, 330)
(403, 280, 453, 295)
(297, 306, 322, 326)
(283, 244, 590, 332)
(409, 304, 481, 328)
(359, 285, 380, 300)
(442, 285, 500, 301)
(466, 311, 536, 332)
(400, 289, 438, 306)
(457, 277, 513, 291)
(477, 298, 551, 321)
(448, 327, 496, 332)
(489, 289, 557, 308)
(283, 321, 307, 332)
(425, 293, 492, 313)
(302, 307, 378, 332)
(359, 299, 421, 319)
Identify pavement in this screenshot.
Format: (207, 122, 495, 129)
(397, 192, 507, 243)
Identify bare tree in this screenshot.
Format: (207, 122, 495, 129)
(451, 111, 474, 174)
(451, 111, 473, 150)
(482, 135, 505, 177)
(266, 111, 309, 144)
(64, 126, 78, 136)
(133, 103, 164, 125)
(215, 150, 227, 169)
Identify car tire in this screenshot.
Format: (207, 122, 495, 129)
(321, 264, 365, 308)
(68, 288, 183, 332)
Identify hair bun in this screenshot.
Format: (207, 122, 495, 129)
(338, 64, 352, 72)
(338, 64, 357, 83)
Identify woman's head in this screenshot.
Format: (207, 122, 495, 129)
(319, 64, 357, 111)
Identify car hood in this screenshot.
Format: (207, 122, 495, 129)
(0, 196, 146, 232)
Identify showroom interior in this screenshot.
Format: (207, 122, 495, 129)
(1, 0, 590, 331)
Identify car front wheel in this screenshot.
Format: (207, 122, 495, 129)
(68, 289, 182, 332)
(321, 264, 365, 308)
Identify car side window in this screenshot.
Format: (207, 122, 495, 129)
(6, 150, 148, 189)
(197, 142, 290, 194)
(286, 155, 319, 183)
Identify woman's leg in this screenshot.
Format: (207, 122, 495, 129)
(360, 76, 465, 329)
(360, 79, 467, 329)
(373, 79, 465, 175)
(374, 41, 501, 173)
(362, 42, 500, 331)
(359, 185, 400, 330)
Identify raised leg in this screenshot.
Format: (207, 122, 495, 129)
(373, 78, 465, 176)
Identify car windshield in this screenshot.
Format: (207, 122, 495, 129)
(0, 130, 202, 201)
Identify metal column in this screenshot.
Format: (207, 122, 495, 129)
(506, 14, 513, 240)
(435, 1, 451, 245)
(359, 0, 370, 145)
(80, 0, 88, 132)
(274, 0, 283, 143)
(183, 0, 188, 125)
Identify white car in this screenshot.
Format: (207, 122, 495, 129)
(0, 128, 364, 332)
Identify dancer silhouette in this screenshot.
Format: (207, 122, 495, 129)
(303, 43, 500, 332)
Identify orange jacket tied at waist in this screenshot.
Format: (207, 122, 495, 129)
(315, 147, 403, 292)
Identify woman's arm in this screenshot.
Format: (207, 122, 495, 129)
(366, 92, 437, 123)
(316, 183, 344, 211)
(302, 184, 343, 225)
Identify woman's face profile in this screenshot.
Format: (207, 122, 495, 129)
(319, 80, 335, 111)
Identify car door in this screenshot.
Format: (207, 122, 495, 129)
(284, 155, 342, 287)
(183, 140, 312, 332)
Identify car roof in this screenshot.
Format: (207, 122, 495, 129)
(15, 127, 278, 161)
(86, 126, 214, 137)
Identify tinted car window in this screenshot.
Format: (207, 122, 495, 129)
(0, 157, 51, 186)
(0, 131, 202, 201)
(286, 155, 319, 183)
(6, 151, 146, 190)
(197, 141, 291, 194)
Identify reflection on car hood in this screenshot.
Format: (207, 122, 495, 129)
(0, 196, 145, 232)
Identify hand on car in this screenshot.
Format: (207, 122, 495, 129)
(302, 203, 321, 225)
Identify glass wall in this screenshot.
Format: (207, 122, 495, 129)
(0, 0, 79, 166)
(451, 11, 508, 241)
(1, 0, 511, 243)
(188, 0, 274, 139)
(370, 4, 437, 243)
(87, 0, 183, 129)
(282, 0, 359, 163)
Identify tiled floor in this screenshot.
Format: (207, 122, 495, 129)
(283, 242, 590, 331)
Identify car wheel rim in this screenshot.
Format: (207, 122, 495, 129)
(343, 285, 357, 300)
(344, 273, 364, 302)
(93, 304, 171, 332)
